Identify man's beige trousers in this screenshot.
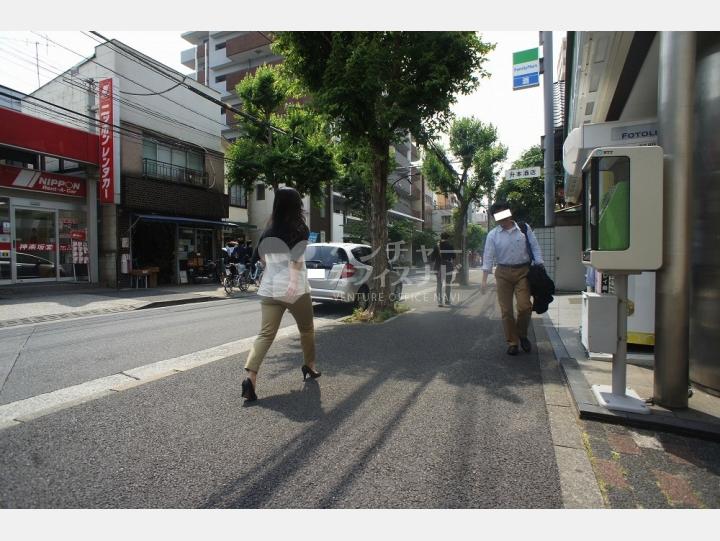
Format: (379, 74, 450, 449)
(494, 265, 532, 346)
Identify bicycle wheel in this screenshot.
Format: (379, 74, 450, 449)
(223, 276, 234, 294)
(239, 273, 250, 292)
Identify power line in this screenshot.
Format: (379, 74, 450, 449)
(0, 43, 229, 145)
(31, 31, 229, 131)
(2, 88, 242, 168)
(89, 31, 303, 144)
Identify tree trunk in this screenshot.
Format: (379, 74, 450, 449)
(458, 200, 470, 286)
(368, 141, 392, 317)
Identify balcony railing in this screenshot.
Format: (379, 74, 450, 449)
(143, 158, 208, 187)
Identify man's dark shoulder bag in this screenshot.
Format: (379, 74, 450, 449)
(519, 222, 555, 314)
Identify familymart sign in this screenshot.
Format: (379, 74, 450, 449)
(513, 48, 540, 90)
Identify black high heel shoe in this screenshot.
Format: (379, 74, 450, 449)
(241, 378, 258, 401)
(301, 365, 322, 381)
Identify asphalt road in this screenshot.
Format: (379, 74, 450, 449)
(0, 275, 563, 508)
(0, 274, 441, 405)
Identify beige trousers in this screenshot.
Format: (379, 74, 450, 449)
(494, 265, 532, 346)
(244, 293, 315, 373)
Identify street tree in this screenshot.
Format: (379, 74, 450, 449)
(495, 144, 564, 227)
(226, 65, 336, 203)
(274, 32, 493, 317)
(422, 117, 507, 284)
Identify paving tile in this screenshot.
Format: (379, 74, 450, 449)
(653, 470, 705, 508)
(628, 429, 664, 450)
(593, 458, 630, 490)
(607, 433, 642, 455)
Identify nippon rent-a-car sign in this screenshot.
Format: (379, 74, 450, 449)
(98, 78, 116, 204)
(0, 164, 86, 197)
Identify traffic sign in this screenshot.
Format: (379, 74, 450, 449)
(513, 48, 540, 90)
(505, 167, 542, 180)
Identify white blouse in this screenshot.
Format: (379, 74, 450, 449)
(256, 236, 310, 300)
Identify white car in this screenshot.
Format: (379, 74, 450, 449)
(304, 243, 403, 309)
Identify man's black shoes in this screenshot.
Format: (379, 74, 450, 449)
(507, 344, 519, 356)
(520, 337, 532, 353)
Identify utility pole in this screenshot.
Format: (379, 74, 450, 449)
(35, 41, 41, 88)
(541, 31, 555, 227)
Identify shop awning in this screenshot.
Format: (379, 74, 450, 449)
(135, 214, 256, 229)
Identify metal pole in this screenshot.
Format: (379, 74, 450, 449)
(655, 32, 696, 409)
(612, 274, 628, 396)
(542, 31, 555, 227)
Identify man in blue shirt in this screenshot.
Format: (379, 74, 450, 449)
(481, 202, 544, 356)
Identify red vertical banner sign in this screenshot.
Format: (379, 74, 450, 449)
(98, 78, 114, 204)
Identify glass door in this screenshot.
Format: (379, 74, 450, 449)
(0, 198, 11, 284)
(13, 207, 58, 282)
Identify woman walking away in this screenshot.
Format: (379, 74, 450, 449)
(241, 187, 320, 402)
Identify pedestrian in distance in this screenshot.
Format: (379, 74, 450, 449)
(430, 231, 456, 307)
(480, 202, 545, 356)
(241, 187, 320, 402)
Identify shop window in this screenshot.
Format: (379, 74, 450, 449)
(14, 208, 57, 280)
(43, 156, 61, 173)
(0, 197, 10, 281)
(59, 210, 89, 281)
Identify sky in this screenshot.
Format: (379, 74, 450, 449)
(0, 30, 562, 172)
(0, 0, 702, 173)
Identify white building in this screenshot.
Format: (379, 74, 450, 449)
(29, 39, 228, 287)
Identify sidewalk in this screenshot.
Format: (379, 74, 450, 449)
(541, 293, 720, 440)
(0, 282, 232, 327)
(0, 267, 436, 327)
(535, 293, 720, 508)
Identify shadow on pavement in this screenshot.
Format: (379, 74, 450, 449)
(201, 283, 557, 508)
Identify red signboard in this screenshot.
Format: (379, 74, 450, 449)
(0, 164, 87, 197)
(98, 78, 115, 204)
(70, 230, 87, 241)
(0, 107, 99, 165)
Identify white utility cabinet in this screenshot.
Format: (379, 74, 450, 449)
(581, 292, 618, 354)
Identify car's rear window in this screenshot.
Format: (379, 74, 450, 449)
(351, 246, 373, 263)
(305, 245, 348, 268)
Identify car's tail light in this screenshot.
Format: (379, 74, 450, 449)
(340, 263, 356, 278)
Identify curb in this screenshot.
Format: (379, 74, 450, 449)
(136, 296, 225, 310)
(0, 315, 345, 431)
(532, 315, 605, 508)
(539, 313, 720, 442)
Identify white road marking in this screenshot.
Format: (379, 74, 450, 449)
(0, 317, 343, 431)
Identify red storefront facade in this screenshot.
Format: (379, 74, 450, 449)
(0, 107, 99, 284)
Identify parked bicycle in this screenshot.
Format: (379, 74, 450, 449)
(223, 262, 252, 294)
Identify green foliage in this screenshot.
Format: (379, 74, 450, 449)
(274, 32, 493, 311)
(494, 144, 564, 227)
(225, 64, 336, 203)
(388, 219, 415, 243)
(333, 142, 397, 220)
(466, 223, 487, 252)
(423, 117, 507, 241)
(274, 32, 494, 146)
